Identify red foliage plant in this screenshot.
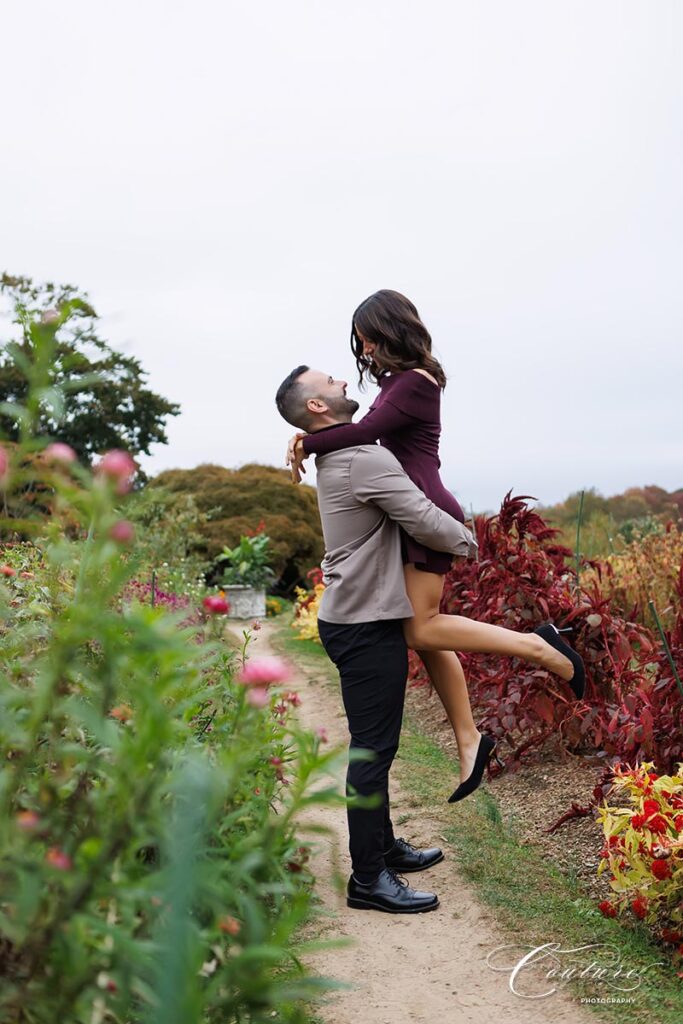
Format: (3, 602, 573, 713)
(408, 491, 683, 784)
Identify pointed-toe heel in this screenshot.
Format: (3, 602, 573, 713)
(448, 733, 499, 804)
(533, 622, 585, 701)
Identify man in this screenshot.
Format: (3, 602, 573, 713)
(274, 365, 478, 914)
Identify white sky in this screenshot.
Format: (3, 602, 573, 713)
(2, 1, 681, 511)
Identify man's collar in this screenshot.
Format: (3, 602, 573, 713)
(308, 421, 352, 435)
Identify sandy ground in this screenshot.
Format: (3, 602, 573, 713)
(249, 621, 597, 1024)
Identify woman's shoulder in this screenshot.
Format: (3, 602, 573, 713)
(410, 367, 440, 388)
(382, 368, 441, 392)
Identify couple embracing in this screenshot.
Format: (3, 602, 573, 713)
(275, 289, 585, 914)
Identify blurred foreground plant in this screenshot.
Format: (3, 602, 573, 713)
(0, 300, 352, 1023)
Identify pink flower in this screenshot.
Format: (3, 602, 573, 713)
(246, 687, 270, 708)
(16, 810, 41, 832)
(43, 442, 77, 464)
(238, 657, 290, 687)
(203, 595, 230, 614)
(273, 701, 288, 717)
(94, 449, 137, 495)
(251, 620, 262, 631)
(315, 727, 328, 743)
(0, 565, 16, 577)
(284, 691, 302, 707)
(46, 847, 72, 871)
(109, 520, 135, 544)
(40, 308, 60, 325)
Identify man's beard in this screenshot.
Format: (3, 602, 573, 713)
(327, 394, 360, 419)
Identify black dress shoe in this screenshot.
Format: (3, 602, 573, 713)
(533, 622, 585, 700)
(383, 836, 444, 872)
(447, 733, 503, 803)
(347, 866, 439, 913)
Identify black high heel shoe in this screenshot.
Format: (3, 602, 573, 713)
(447, 733, 504, 803)
(533, 622, 585, 700)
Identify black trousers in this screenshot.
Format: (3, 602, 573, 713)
(317, 617, 408, 883)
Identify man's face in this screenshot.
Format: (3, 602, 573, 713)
(298, 369, 360, 421)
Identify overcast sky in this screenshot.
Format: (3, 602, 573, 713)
(2, 1, 680, 511)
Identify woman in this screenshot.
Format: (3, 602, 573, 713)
(286, 290, 584, 802)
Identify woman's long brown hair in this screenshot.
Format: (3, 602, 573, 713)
(350, 289, 447, 389)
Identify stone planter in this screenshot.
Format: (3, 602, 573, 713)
(223, 585, 266, 619)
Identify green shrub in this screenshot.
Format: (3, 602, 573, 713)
(149, 464, 324, 593)
(216, 530, 276, 589)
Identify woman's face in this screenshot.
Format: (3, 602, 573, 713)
(355, 325, 379, 365)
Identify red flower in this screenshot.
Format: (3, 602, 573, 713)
(599, 900, 617, 918)
(46, 847, 72, 871)
(643, 798, 660, 818)
(218, 915, 241, 936)
(109, 520, 135, 544)
(647, 814, 669, 835)
(674, 815, 683, 831)
(631, 814, 645, 829)
(662, 928, 683, 944)
(652, 860, 672, 881)
(16, 810, 41, 831)
(203, 595, 230, 615)
(109, 704, 133, 723)
(1, 565, 16, 577)
(631, 896, 648, 919)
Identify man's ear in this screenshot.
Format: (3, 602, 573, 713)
(306, 397, 327, 414)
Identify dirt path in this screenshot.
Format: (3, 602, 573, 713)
(250, 621, 596, 1024)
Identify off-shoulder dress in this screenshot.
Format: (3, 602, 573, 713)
(301, 369, 465, 575)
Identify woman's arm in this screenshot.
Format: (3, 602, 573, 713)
(301, 397, 418, 456)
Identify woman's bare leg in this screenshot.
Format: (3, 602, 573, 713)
(415, 648, 483, 786)
(403, 565, 575, 681)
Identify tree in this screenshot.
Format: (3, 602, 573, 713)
(149, 462, 324, 594)
(0, 273, 180, 485)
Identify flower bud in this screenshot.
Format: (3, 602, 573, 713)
(43, 442, 77, 464)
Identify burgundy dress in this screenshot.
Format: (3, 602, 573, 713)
(301, 369, 465, 574)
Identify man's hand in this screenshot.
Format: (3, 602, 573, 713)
(285, 432, 309, 484)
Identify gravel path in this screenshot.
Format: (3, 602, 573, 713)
(251, 621, 597, 1024)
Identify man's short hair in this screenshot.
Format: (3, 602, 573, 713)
(275, 364, 312, 429)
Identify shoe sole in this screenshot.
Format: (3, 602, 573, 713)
(383, 851, 445, 872)
(346, 896, 440, 913)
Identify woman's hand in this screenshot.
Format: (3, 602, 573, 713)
(285, 433, 309, 484)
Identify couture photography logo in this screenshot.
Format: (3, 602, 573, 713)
(485, 940, 666, 1000)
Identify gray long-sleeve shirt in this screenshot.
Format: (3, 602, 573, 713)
(314, 442, 478, 623)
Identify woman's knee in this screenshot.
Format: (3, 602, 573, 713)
(403, 614, 439, 650)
